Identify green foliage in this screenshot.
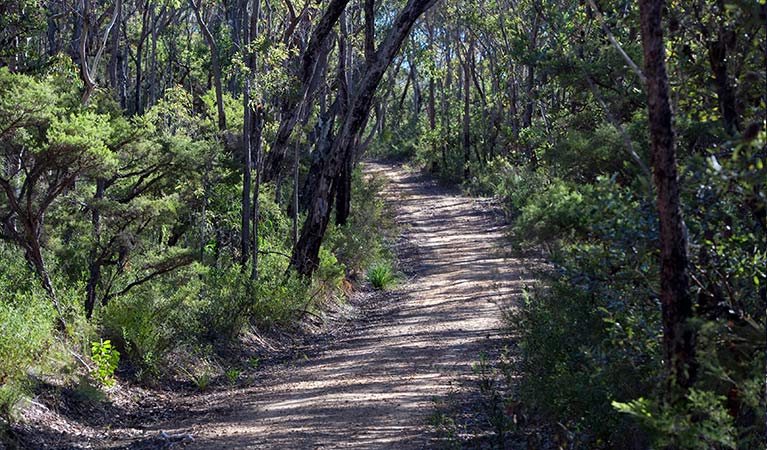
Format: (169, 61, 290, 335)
(466, 157, 550, 219)
(46, 111, 117, 169)
(325, 170, 396, 277)
(612, 390, 737, 450)
(250, 263, 311, 329)
(195, 266, 254, 342)
(0, 247, 55, 420)
(98, 284, 182, 376)
(504, 154, 764, 448)
(225, 368, 240, 385)
(90, 340, 120, 387)
(181, 363, 212, 392)
(366, 262, 397, 290)
(0, 382, 24, 424)
(513, 179, 593, 244)
(201, 88, 243, 131)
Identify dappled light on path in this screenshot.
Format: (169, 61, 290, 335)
(152, 162, 530, 449)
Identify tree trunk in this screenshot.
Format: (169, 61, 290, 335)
(441, 36, 451, 170)
(241, 0, 259, 266)
(134, 0, 150, 115)
(335, 157, 352, 226)
(251, 105, 263, 279)
(290, 0, 437, 276)
(462, 40, 471, 180)
(261, 0, 350, 182)
(639, 0, 697, 393)
(522, 13, 539, 167)
(707, 24, 739, 135)
(108, 0, 122, 97)
(85, 178, 105, 319)
(191, 0, 227, 131)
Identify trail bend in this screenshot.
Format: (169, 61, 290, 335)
(136, 161, 527, 449)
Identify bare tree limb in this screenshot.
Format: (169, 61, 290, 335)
(586, 0, 647, 84)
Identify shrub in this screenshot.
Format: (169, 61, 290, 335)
(250, 258, 311, 329)
(512, 180, 663, 447)
(90, 340, 120, 387)
(196, 265, 254, 343)
(513, 178, 593, 245)
(325, 170, 396, 277)
(508, 156, 765, 448)
(465, 156, 550, 220)
(97, 283, 185, 377)
(367, 262, 397, 290)
(0, 246, 56, 421)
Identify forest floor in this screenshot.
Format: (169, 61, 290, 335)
(14, 161, 533, 449)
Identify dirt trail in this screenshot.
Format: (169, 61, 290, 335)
(135, 162, 527, 449)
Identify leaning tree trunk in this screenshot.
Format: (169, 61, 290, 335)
(262, 0, 351, 182)
(639, 0, 697, 393)
(290, 0, 438, 276)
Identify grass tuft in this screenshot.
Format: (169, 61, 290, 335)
(367, 262, 397, 290)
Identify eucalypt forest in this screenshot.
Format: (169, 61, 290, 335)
(0, 0, 764, 448)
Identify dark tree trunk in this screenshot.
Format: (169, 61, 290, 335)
(509, 65, 519, 140)
(335, 157, 352, 226)
(85, 178, 105, 319)
(262, 0, 350, 182)
(132, 0, 150, 115)
(47, 2, 59, 57)
(191, 0, 227, 131)
(290, 0, 437, 276)
(462, 39, 471, 180)
(522, 13, 539, 167)
(707, 26, 739, 135)
(241, 0, 259, 266)
(441, 36, 451, 170)
(251, 105, 263, 279)
(108, 0, 122, 98)
(639, 0, 697, 393)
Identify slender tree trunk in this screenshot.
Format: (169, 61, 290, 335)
(639, 0, 697, 393)
(191, 0, 227, 131)
(292, 137, 302, 246)
(522, 13, 539, 167)
(134, 0, 150, 115)
(47, 2, 59, 57)
(707, 24, 739, 135)
(149, 7, 161, 108)
(241, 0, 259, 267)
(335, 157, 352, 226)
(462, 39, 471, 180)
(509, 65, 519, 140)
(108, 0, 122, 97)
(441, 36, 451, 170)
(251, 106, 263, 279)
(290, 0, 437, 276)
(248, 0, 263, 278)
(85, 179, 105, 319)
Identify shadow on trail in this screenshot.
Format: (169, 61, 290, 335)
(132, 162, 532, 449)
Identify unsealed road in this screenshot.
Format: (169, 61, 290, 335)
(134, 162, 527, 449)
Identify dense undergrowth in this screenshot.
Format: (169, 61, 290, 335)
(381, 137, 765, 450)
(373, 19, 764, 450)
(0, 64, 396, 441)
(368, 0, 766, 447)
(378, 123, 765, 449)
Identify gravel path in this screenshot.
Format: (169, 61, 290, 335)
(132, 161, 527, 449)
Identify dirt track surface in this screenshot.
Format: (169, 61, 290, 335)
(130, 162, 526, 449)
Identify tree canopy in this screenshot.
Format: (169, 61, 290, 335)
(0, 0, 764, 448)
